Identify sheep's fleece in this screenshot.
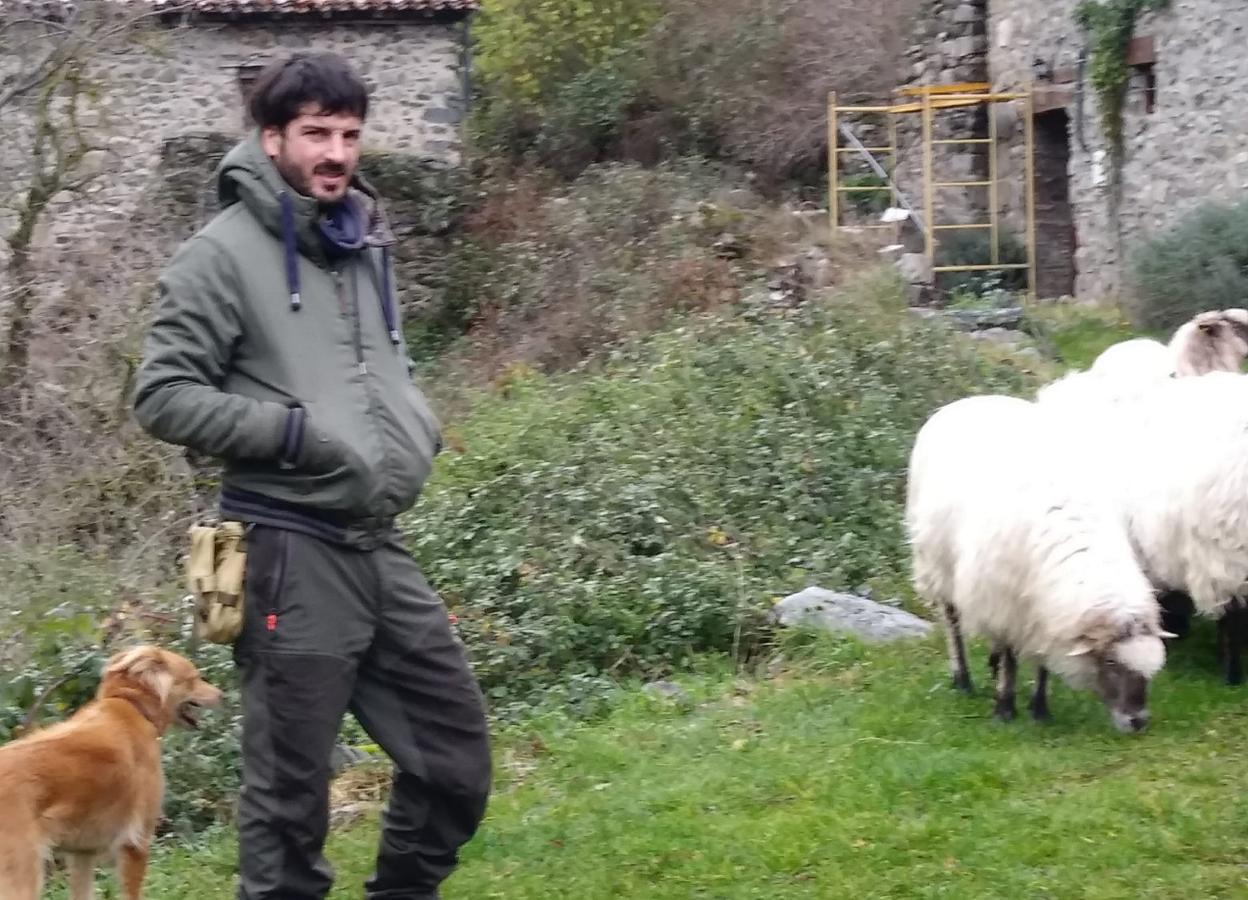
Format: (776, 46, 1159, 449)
(1056, 370, 1248, 618)
(907, 394, 1166, 689)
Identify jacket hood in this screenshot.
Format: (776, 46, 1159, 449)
(216, 131, 396, 263)
(215, 131, 398, 330)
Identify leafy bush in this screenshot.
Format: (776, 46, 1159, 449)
(470, 0, 919, 184)
(472, 0, 660, 107)
(420, 160, 752, 380)
(643, 0, 917, 185)
(417, 159, 890, 387)
(532, 46, 655, 175)
(470, 0, 661, 164)
(1128, 196, 1248, 331)
(405, 268, 1039, 719)
(841, 172, 890, 216)
(935, 228, 1029, 298)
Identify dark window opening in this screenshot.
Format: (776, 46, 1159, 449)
(1033, 108, 1077, 299)
(1136, 63, 1157, 114)
(236, 62, 267, 126)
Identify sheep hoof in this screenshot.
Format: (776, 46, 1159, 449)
(1225, 669, 1243, 686)
(1028, 703, 1052, 723)
(992, 701, 1017, 722)
(951, 672, 974, 695)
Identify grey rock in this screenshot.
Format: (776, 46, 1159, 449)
(954, 4, 981, 25)
(711, 187, 761, 209)
(942, 306, 1025, 331)
(330, 744, 371, 774)
(967, 326, 1029, 345)
(713, 233, 746, 259)
(904, 282, 938, 307)
(422, 106, 463, 125)
(768, 588, 933, 642)
(329, 800, 379, 831)
(643, 680, 693, 706)
(897, 252, 933, 285)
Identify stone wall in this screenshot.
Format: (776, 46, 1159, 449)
(990, 0, 1248, 299)
(1, 16, 468, 261)
(893, 0, 990, 258)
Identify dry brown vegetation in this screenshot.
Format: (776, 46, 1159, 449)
(644, 0, 922, 183)
(473, 0, 922, 185)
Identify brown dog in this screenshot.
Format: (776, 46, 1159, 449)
(0, 645, 222, 899)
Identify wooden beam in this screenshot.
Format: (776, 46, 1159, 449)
(1032, 85, 1075, 115)
(1051, 66, 1078, 85)
(1125, 34, 1155, 67)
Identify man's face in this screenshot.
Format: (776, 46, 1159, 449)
(262, 104, 363, 204)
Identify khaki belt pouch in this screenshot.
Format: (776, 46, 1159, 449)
(188, 521, 247, 644)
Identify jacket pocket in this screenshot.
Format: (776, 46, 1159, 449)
(404, 382, 442, 462)
(296, 401, 355, 475)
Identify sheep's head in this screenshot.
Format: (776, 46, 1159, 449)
(1066, 615, 1174, 734)
(1175, 309, 1248, 376)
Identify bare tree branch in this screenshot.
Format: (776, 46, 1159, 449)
(0, 0, 188, 111)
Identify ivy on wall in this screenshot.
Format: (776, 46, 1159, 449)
(1074, 0, 1169, 166)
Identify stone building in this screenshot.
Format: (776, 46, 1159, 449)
(0, 0, 476, 259)
(900, 0, 1248, 300)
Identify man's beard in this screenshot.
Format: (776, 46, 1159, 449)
(274, 154, 351, 203)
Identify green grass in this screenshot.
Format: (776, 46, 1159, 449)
(70, 624, 1248, 899)
(1024, 302, 1164, 371)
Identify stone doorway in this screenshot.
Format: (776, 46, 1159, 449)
(1033, 108, 1076, 298)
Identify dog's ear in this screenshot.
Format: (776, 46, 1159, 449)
(104, 646, 173, 704)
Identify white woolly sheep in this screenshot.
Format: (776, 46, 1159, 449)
(1036, 308, 1248, 408)
(1054, 370, 1248, 684)
(1169, 308, 1248, 376)
(906, 393, 1171, 732)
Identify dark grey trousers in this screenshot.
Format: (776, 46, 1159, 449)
(233, 525, 492, 900)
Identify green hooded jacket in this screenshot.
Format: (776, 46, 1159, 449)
(134, 133, 442, 546)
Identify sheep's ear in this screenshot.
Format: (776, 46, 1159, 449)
(1067, 640, 1096, 657)
(1198, 319, 1219, 334)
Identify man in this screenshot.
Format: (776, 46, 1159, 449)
(133, 52, 492, 899)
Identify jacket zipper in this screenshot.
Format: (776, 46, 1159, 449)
(336, 268, 367, 376)
(344, 262, 394, 512)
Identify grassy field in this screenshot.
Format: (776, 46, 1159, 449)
(1024, 302, 1164, 371)
(64, 620, 1248, 900)
(34, 295, 1208, 898)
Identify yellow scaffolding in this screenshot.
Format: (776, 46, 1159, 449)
(827, 83, 1037, 299)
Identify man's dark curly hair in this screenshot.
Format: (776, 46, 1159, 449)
(248, 51, 369, 130)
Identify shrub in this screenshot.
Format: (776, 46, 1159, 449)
(469, 0, 920, 185)
(419, 160, 754, 382)
(643, 0, 918, 185)
(935, 228, 1029, 299)
(404, 268, 1040, 719)
(470, 0, 661, 162)
(1128, 197, 1248, 331)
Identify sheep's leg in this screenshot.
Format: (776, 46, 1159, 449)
(992, 646, 1017, 722)
(1028, 665, 1052, 722)
(940, 601, 973, 694)
(1218, 598, 1246, 685)
(988, 647, 1001, 681)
